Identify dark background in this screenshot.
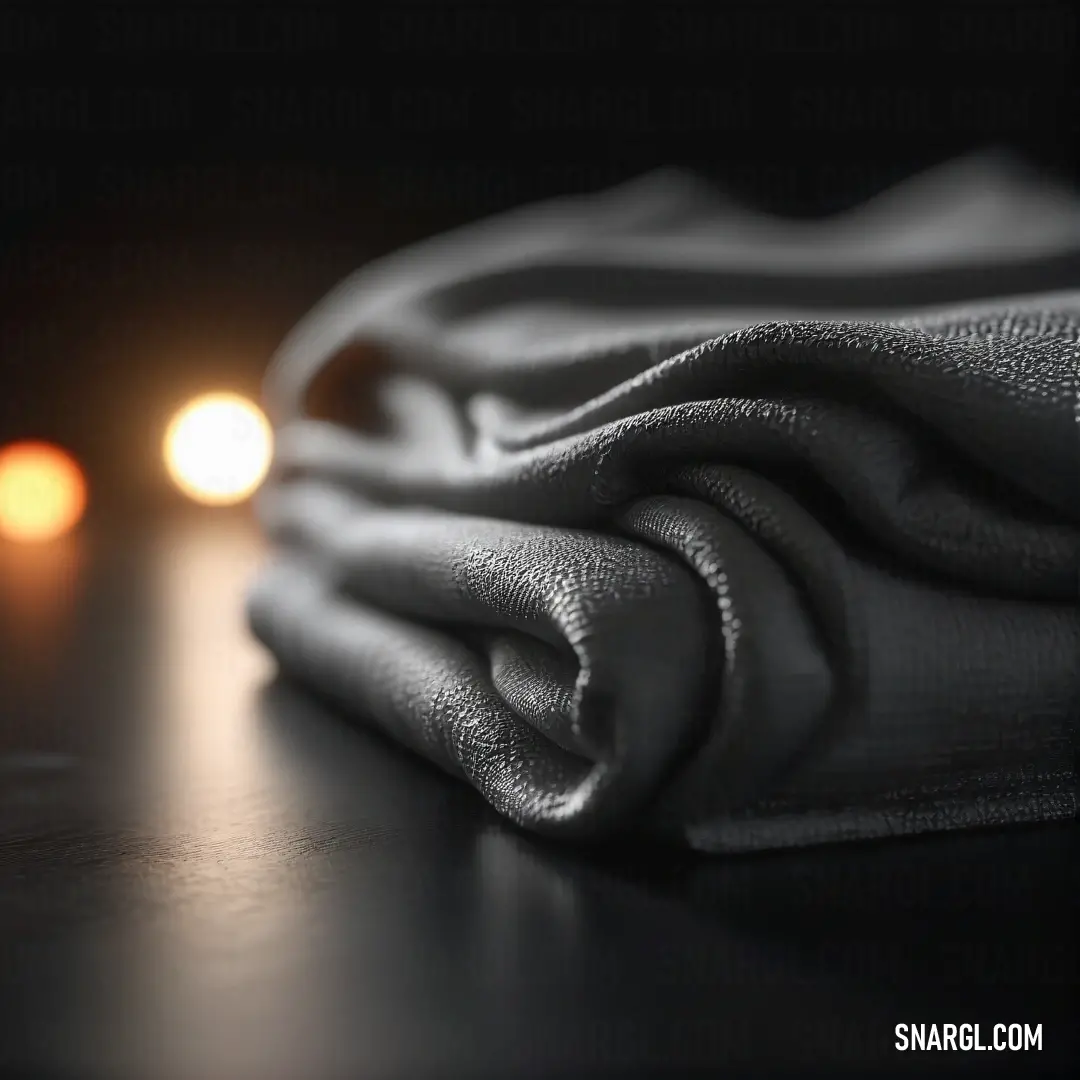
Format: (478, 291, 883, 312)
(1, 0, 1079, 513)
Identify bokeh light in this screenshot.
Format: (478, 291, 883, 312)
(0, 441, 88, 542)
(164, 393, 273, 506)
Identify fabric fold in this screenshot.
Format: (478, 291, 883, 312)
(248, 152, 1079, 852)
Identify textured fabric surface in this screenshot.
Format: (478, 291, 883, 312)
(248, 153, 1080, 852)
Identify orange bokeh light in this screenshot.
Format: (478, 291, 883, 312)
(0, 441, 88, 542)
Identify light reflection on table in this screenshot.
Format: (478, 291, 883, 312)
(0, 532, 87, 746)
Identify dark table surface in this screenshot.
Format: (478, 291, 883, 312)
(0, 511, 1075, 1080)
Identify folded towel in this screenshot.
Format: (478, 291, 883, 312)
(248, 152, 1080, 853)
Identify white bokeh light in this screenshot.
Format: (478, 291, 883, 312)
(164, 393, 273, 506)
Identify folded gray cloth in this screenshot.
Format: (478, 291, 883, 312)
(247, 152, 1080, 853)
